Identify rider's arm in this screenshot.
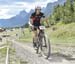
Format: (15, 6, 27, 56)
(45, 18, 50, 27)
(41, 13, 49, 27)
(29, 18, 33, 26)
(29, 13, 34, 26)
(29, 19, 33, 26)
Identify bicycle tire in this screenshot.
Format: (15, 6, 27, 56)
(40, 35, 51, 59)
(36, 38, 41, 54)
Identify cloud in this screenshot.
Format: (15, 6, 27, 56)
(0, 0, 58, 19)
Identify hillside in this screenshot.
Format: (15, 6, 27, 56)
(49, 0, 75, 25)
(13, 22, 75, 44)
(48, 22, 75, 44)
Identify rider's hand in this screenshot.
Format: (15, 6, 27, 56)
(46, 25, 49, 28)
(30, 25, 34, 31)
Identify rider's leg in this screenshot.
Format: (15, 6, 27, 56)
(33, 28, 38, 47)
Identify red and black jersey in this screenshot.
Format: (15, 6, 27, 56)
(30, 12, 45, 26)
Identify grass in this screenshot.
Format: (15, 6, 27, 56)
(49, 22, 75, 38)
(3, 22, 75, 45)
(0, 47, 7, 64)
(49, 22, 75, 44)
(0, 47, 7, 55)
(9, 47, 28, 64)
(17, 22, 75, 44)
(17, 28, 32, 43)
(0, 46, 28, 64)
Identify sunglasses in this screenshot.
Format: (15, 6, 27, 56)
(36, 9, 41, 10)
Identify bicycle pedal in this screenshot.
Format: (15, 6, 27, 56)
(38, 53, 42, 57)
(34, 47, 37, 50)
(43, 45, 47, 47)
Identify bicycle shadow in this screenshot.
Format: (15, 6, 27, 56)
(48, 52, 75, 62)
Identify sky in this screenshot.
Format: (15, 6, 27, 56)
(0, 0, 58, 19)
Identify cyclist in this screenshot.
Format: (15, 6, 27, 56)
(29, 6, 49, 47)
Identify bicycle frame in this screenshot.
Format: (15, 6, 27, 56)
(33, 26, 51, 59)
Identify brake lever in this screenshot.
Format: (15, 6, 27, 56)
(45, 26, 49, 28)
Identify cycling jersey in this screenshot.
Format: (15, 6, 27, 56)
(30, 12, 45, 26)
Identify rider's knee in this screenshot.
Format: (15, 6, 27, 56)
(33, 31, 37, 37)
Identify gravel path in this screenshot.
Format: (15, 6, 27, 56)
(10, 39, 75, 64)
(11, 40, 50, 64)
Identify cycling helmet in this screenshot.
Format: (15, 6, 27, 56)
(35, 6, 41, 10)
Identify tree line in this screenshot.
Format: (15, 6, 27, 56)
(49, 0, 75, 25)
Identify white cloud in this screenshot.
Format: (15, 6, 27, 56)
(0, 9, 11, 19)
(0, 0, 58, 19)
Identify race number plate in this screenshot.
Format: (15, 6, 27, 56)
(39, 26, 45, 30)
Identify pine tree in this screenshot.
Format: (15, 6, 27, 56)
(49, 0, 75, 25)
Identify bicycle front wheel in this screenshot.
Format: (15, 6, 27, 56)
(41, 35, 51, 59)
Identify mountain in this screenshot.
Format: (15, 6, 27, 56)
(0, 10, 29, 28)
(0, 0, 66, 28)
(44, 0, 66, 17)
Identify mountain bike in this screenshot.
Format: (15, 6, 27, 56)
(33, 26, 51, 59)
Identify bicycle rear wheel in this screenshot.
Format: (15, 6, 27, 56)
(41, 35, 51, 59)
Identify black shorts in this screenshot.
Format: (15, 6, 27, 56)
(32, 25, 41, 31)
(33, 26, 39, 31)
(32, 23, 41, 31)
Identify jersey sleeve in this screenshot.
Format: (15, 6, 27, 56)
(41, 13, 45, 18)
(30, 13, 35, 18)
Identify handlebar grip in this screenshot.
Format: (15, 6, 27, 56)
(45, 26, 49, 28)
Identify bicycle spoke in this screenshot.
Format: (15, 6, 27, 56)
(41, 36, 51, 58)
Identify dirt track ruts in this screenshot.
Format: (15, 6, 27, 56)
(10, 39, 75, 64)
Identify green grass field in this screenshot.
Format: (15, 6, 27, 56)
(46, 22, 75, 45)
(4, 22, 75, 45)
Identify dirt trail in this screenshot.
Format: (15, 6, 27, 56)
(10, 39, 75, 64)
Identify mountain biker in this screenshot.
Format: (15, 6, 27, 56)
(29, 6, 49, 47)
